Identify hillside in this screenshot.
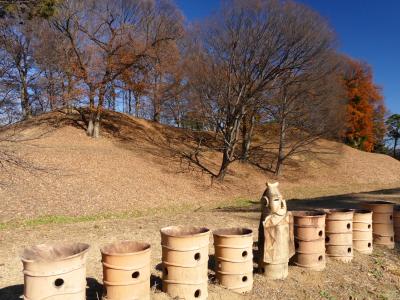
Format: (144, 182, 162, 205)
(0, 110, 399, 223)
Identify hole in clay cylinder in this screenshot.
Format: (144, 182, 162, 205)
(132, 271, 140, 279)
(347, 247, 352, 253)
(347, 223, 351, 229)
(391, 237, 394, 242)
(318, 230, 323, 237)
(242, 276, 248, 282)
(54, 278, 64, 288)
(318, 255, 323, 261)
(390, 215, 393, 220)
(194, 289, 201, 298)
(164, 267, 168, 276)
(368, 224, 371, 229)
(194, 252, 201, 261)
(295, 242, 299, 249)
(368, 242, 372, 248)
(242, 250, 248, 258)
(261, 267, 265, 273)
(325, 236, 330, 243)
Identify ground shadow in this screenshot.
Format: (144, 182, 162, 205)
(216, 187, 400, 215)
(151, 274, 163, 292)
(0, 284, 23, 300)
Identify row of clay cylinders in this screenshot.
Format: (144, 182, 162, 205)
(292, 211, 326, 271)
(363, 201, 395, 249)
(160, 226, 254, 300)
(325, 209, 354, 263)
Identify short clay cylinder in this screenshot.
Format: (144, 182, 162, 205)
(353, 209, 373, 254)
(292, 210, 326, 271)
(325, 209, 354, 263)
(101, 241, 151, 300)
(362, 201, 395, 249)
(213, 228, 253, 293)
(394, 206, 400, 243)
(161, 225, 210, 300)
(21, 242, 90, 300)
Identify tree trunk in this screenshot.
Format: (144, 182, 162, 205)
(134, 92, 140, 117)
(86, 85, 96, 136)
(216, 148, 231, 181)
(128, 89, 132, 115)
(241, 113, 255, 162)
(394, 138, 398, 159)
(275, 118, 286, 176)
(21, 77, 31, 120)
(91, 85, 106, 138)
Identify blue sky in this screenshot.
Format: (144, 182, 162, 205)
(176, 0, 400, 114)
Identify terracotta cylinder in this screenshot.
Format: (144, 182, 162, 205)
(161, 226, 210, 300)
(21, 242, 90, 300)
(292, 210, 326, 271)
(362, 201, 395, 249)
(325, 209, 354, 263)
(101, 241, 151, 300)
(353, 209, 373, 254)
(213, 228, 253, 293)
(394, 207, 400, 243)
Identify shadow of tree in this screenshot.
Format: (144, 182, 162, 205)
(215, 187, 400, 215)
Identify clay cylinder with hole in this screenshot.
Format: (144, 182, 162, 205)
(394, 207, 400, 243)
(362, 201, 395, 249)
(325, 209, 354, 263)
(353, 210, 373, 254)
(21, 242, 90, 300)
(213, 228, 253, 293)
(161, 226, 210, 300)
(101, 241, 151, 300)
(292, 210, 326, 271)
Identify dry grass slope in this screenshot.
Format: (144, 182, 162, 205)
(0, 110, 399, 223)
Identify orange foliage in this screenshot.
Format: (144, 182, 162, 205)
(342, 59, 385, 152)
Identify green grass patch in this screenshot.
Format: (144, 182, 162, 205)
(216, 197, 256, 209)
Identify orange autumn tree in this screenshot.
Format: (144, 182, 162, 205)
(342, 59, 386, 152)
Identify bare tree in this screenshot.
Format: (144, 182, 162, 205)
(0, 19, 39, 120)
(186, 0, 341, 180)
(51, 0, 183, 138)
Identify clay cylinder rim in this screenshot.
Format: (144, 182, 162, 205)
(21, 242, 90, 263)
(353, 209, 372, 214)
(291, 210, 326, 218)
(160, 225, 210, 238)
(213, 227, 253, 238)
(362, 201, 395, 211)
(100, 240, 151, 256)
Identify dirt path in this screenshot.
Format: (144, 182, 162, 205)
(1, 188, 400, 299)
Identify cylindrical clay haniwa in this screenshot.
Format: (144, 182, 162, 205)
(292, 210, 326, 271)
(394, 206, 400, 243)
(352, 209, 373, 254)
(101, 241, 151, 300)
(325, 209, 354, 263)
(213, 228, 253, 293)
(362, 201, 395, 249)
(161, 225, 210, 300)
(21, 242, 90, 300)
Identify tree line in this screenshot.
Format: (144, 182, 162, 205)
(0, 0, 397, 180)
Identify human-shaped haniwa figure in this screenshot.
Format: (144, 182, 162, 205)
(258, 182, 295, 280)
